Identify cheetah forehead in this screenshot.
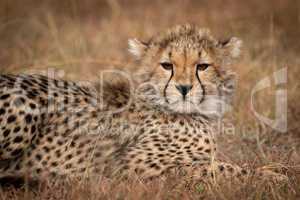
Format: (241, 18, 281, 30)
(149, 24, 217, 50)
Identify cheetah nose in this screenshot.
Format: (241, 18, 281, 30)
(175, 84, 193, 96)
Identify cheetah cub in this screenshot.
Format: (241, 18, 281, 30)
(0, 24, 281, 181)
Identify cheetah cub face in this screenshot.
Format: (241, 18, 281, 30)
(129, 24, 242, 117)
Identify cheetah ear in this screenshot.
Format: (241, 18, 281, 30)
(128, 38, 149, 59)
(219, 37, 242, 59)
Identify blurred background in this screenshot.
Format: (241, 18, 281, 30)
(0, 0, 299, 170)
(0, 0, 299, 74)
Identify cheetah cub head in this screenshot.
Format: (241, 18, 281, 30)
(129, 24, 242, 117)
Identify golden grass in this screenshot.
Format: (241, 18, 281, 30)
(0, 0, 299, 199)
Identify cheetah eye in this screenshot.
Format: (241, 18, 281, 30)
(160, 62, 173, 71)
(196, 63, 210, 71)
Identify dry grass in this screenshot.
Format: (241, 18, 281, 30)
(0, 0, 299, 199)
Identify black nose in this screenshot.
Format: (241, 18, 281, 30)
(175, 84, 193, 96)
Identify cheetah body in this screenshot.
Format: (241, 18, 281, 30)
(0, 25, 251, 180)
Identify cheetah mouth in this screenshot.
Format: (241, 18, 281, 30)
(166, 99, 200, 113)
(169, 99, 195, 105)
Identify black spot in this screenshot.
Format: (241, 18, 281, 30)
(218, 165, 224, 171)
(149, 163, 158, 168)
(7, 115, 16, 123)
(179, 138, 188, 142)
(70, 141, 76, 147)
(41, 113, 46, 119)
(149, 129, 158, 134)
(42, 161, 47, 166)
(74, 98, 80, 104)
(169, 149, 176, 153)
(26, 91, 37, 99)
(30, 144, 36, 150)
(26, 161, 33, 167)
(35, 154, 42, 161)
(43, 146, 50, 153)
(227, 166, 234, 172)
(0, 108, 6, 115)
(29, 103, 36, 109)
(63, 117, 69, 124)
(94, 152, 102, 157)
(31, 125, 36, 134)
(20, 84, 28, 90)
(25, 114, 32, 124)
(64, 97, 69, 104)
(3, 142, 10, 148)
(135, 159, 143, 164)
(145, 119, 151, 124)
(204, 138, 210, 144)
(39, 98, 46, 106)
(3, 129, 10, 137)
(65, 154, 73, 160)
(77, 157, 84, 164)
(197, 147, 204, 151)
(65, 163, 72, 169)
(204, 149, 211, 153)
(0, 94, 10, 100)
(39, 87, 48, 93)
(76, 112, 83, 117)
(11, 148, 22, 156)
(55, 150, 61, 158)
(202, 169, 208, 176)
(151, 135, 159, 139)
(13, 136, 23, 143)
(78, 142, 85, 148)
(47, 137, 53, 143)
(151, 114, 157, 119)
(14, 164, 21, 171)
(22, 79, 33, 86)
(13, 126, 21, 133)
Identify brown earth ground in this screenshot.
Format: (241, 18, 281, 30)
(0, 0, 299, 199)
